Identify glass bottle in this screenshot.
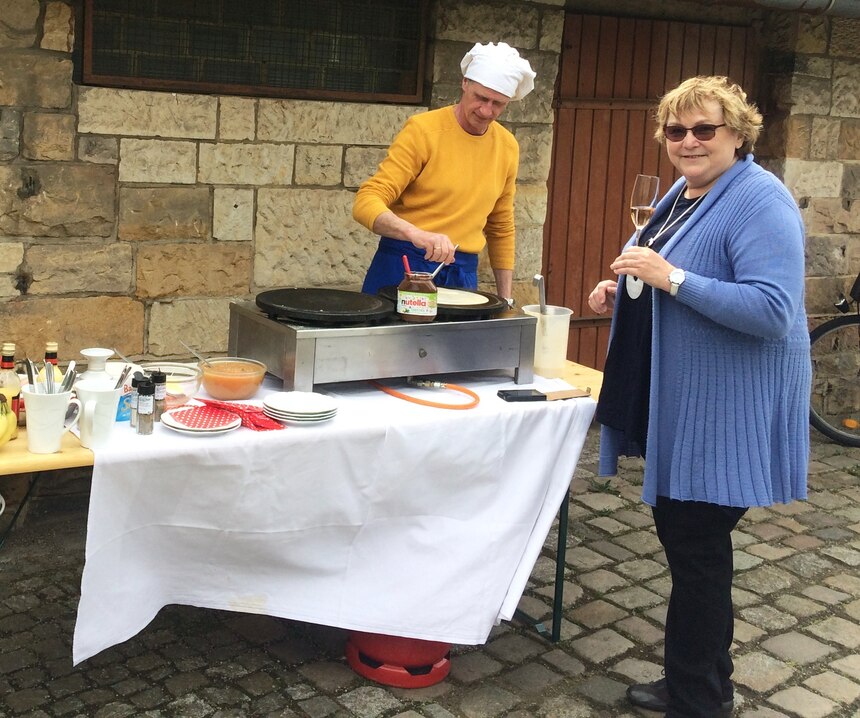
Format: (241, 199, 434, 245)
(0, 342, 21, 439)
(37, 341, 64, 383)
(397, 271, 437, 323)
(136, 380, 154, 436)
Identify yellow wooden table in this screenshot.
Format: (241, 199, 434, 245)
(0, 430, 93, 549)
(558, 361, 602, 401)
(2, 429, 93, 475)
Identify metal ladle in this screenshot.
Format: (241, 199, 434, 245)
(533, 274, 548, 315)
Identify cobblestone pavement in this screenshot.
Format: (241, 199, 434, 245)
(1, 426, 859, 718)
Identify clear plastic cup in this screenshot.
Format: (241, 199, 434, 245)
(522, 305, 573, 378)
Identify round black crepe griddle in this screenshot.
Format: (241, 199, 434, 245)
(377, 286, 508, 320)
(256, 288, 395, 325)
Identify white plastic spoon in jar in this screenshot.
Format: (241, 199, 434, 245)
(430, 244, 459, 280)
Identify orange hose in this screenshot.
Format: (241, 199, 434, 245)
(370, 380, 480, 410)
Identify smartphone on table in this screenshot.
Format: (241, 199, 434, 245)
(497, 389, 546, 402)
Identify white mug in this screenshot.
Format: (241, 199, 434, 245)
(75, 378, 122, 450)
(22, 386, 82, 454)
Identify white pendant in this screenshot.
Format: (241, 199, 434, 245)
(626, 275, 644, 299)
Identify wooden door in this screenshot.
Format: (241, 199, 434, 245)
(545, 14, 759, 369)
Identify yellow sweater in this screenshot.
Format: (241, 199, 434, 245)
(352, 106, 519, 270)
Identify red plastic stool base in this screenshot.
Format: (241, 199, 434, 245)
(345, 633, 451, 688)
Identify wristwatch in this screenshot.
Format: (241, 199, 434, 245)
(668, 268, 686, 297)
(503, 297, 516, 308)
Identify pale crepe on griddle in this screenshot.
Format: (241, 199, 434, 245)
(437, 287, 490, 306)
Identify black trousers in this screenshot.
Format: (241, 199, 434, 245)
(652, 496, 747, 718)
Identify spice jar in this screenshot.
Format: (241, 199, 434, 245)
(129, 372, 144, 428)
(150, 370, 167, 421)
(136, 379, 155, 436)
(397, 271, 437, 323)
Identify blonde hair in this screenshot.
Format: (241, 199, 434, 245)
(654, 76, 763, 157)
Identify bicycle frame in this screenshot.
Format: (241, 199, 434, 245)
(809, 269, 860, 447)
(834, 270, 860, 314)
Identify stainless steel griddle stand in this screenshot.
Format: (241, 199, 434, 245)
(228, 301, 536, 391)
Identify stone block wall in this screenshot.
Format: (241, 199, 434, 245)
(757, 12, 860, 322)
(0, 0, 565, 362)
(1, 0, 858, 364)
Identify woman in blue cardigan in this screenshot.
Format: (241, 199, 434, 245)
(588, 76, 810, 717)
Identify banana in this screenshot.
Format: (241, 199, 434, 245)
(0, 395, 16, 448)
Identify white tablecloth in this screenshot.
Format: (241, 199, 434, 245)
(73, 373, 596, 664)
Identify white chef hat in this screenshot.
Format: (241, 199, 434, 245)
(460, 41, 536, 101)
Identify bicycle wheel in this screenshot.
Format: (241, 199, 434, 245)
(809, 314, 860, 447)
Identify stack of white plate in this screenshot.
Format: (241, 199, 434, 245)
(263, 391, 338, 424)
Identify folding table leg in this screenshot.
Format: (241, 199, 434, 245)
(513, 486, 570, 642)
(551, 487, 570, 642)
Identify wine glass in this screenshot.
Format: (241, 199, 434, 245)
(625, 174, 659, 300)
(630, 174, 660, 243)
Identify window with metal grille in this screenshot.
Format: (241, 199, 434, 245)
(79, 0, 429, 103)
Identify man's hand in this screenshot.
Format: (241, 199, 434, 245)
(371, 211, 456, 264)
(411, 229, 456, 263)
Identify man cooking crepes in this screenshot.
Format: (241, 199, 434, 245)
(353, 41, 536, 306)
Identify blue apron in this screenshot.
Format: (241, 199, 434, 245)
(362, 237, 479, 295)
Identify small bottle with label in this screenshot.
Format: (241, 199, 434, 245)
(129, 372, 144, 428)
(397, 272, 437, 323)
(136, 380, 155, 436)
(0, 342, 21, 439)
(151, 370, 167, 421)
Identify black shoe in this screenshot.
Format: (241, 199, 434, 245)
(626, 677, 734, 715)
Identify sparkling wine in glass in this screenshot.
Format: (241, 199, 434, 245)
(625, 174, 660, 300)
(630, 174, 660, 243)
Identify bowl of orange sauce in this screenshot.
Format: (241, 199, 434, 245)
(200, 357, 267, 400)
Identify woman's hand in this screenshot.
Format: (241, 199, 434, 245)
(610, 246, 673, 292)
(588, 280, 618, 314)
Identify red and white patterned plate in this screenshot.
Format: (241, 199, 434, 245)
(161, 406, 242, 433)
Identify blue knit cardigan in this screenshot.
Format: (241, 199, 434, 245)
(598, 155, 811, 508)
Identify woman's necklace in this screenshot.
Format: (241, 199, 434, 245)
(626, 188, 707, 300)
(643, 189, 706, 247)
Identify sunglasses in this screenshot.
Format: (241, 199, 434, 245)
(663, 123, 727, 142)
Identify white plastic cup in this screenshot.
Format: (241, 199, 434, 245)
(22, 387, 82, 454)
(522, 305, 573, 378)
(75, 378, 122, 449)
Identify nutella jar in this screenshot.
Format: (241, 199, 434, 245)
(397, 271, 438, 323)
